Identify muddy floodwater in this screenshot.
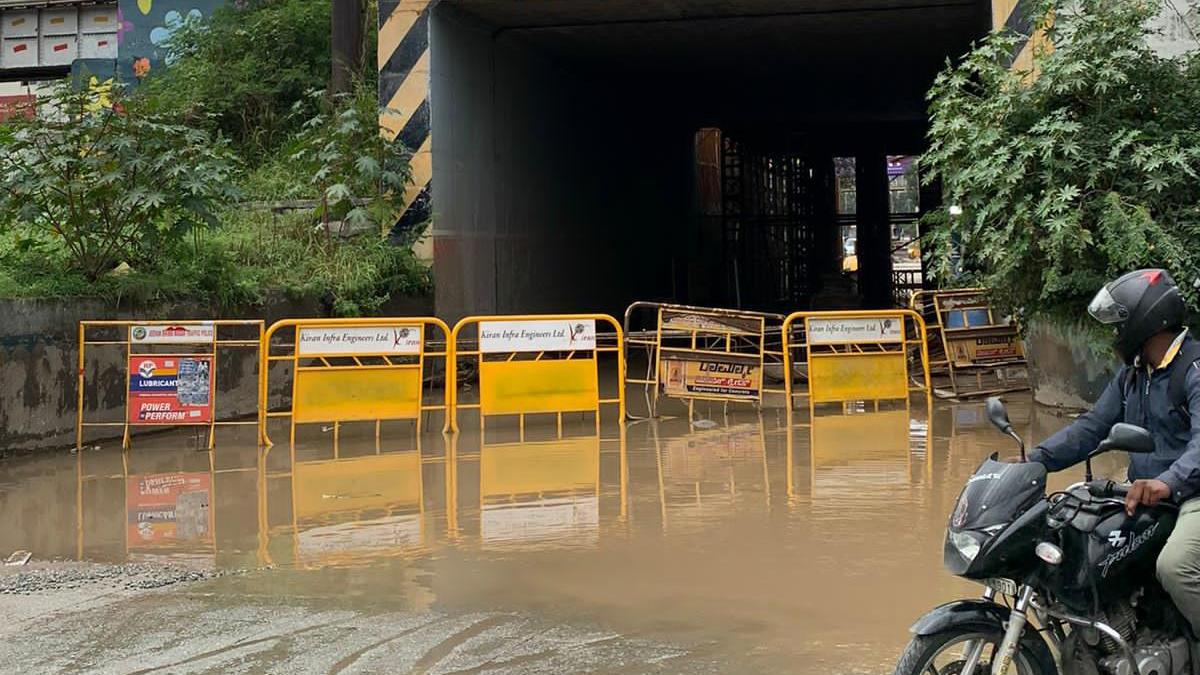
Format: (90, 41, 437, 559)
(0, 398, 1123, 674)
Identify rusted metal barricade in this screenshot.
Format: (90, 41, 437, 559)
(910, 289, 1030, 399)
(622, 302, 789, 420)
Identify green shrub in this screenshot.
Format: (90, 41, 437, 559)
(0, 81, 240, 281)
(289, 84, 414, 235)
(921, 0, 1200, 319)
(138, 0, 335, 160)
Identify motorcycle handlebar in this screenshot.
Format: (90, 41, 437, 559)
(1086, 480, 1129, 499)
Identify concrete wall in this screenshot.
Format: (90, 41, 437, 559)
(0, 294, 432, 453)
(430, 5, 688, 321)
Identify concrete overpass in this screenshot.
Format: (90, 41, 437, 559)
(376, 0, 997, 320)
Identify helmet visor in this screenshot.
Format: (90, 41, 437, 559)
(1088, 286, 1129, 324)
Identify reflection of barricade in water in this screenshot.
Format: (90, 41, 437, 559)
(622, 302, 788, 420)
(258, 444, 427, 568)
(782, 310, 931, 408)
(478, 437, 602, 549)
(77, 320, 263, 450)
(786, 402, 932, 502)
(74, 443, 250, 565)
(910, 289, 1030, 399)
(448, 314, 625, 436)
(258, 317, 451, 448)
(640, 415, 772, 527)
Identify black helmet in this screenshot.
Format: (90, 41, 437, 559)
(1088, 269, 1186, 364)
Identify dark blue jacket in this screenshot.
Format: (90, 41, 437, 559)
(1029, 335, 1200, 501)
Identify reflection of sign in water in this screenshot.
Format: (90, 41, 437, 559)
(661, 357, 761, 400)
(126, 473, 212, 545)
(479, 319, 596, 353)
(297, 514, 423, 561)
(127, 355, 213, 424)
(808, 316, 903, 344)
(661, 423, 763, 484)
(297, 325, 422, 355)
(482, 497, 600, 547)
(480, 439, 600, 548)
(129, 323, 214, 344)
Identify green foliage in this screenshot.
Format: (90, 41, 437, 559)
(0, 81, 239, 281)
(0, 207, 431, 315)
(288, 85, 413, 234)
(214, 208, 431, 316)
(137, 0, 334, 160)
(922, 0, 1200, 319)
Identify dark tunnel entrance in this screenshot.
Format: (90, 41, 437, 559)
(429, 0, 990, 319)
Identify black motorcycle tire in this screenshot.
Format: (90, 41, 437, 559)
(893, 626, 1057, 675)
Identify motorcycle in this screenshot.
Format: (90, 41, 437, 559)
(893, 397, 1197, 675)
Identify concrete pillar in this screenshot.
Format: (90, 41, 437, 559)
(855, 151, 892, 308)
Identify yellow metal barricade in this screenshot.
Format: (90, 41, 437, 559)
(910, 288, 1030, 399)
(77, 320, 264, 451)
(448, 314, 625, 435)
(258, 317, 451, 447)
(623, 301, 788, 419)
(781, 310, 931, 408)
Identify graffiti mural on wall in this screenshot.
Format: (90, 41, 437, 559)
(116, 0, 224, 81)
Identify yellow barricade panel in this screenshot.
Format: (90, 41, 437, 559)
(293, 453, 422, 519)
(808, 352, 909, 403)
(480, 437, 600, 497)
(478, 359, 599, 416)
(293, 366, 422, 423)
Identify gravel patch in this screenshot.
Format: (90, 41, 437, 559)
(0, 561, 233, 595)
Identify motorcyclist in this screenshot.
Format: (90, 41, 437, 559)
(1029, 269, 1200, 634)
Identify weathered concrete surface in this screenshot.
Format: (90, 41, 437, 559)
(0, 295, 432, 453)
(1025, 317, 1119, 411)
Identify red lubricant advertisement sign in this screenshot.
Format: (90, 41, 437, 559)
(126, 473, 212, 545)
(127, 355, 214, 424)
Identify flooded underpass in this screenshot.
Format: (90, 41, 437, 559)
(0, 397, 1120, 674)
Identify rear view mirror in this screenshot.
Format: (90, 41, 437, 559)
(986, 397, 1013, 433)
(1095, 423, 1156, 456)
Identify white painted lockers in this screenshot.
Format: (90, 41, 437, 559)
(0, 3, 116, 70)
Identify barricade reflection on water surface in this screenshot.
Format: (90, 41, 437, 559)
(786, 398, 933, 506)
(626, 413, 780, 530)
(446, 417, 628, 549)
(75, 436, 263, 567)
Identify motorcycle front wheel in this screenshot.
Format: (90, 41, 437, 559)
(893, 628, 1057, 675)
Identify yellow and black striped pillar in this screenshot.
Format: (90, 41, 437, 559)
(378, 0, 432, 252)
(992, 0, 1046, 70)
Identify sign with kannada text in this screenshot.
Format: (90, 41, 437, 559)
(948, 332, 1025, 367)
(297, 325, 423, 356)
(807, 316, 903, 345)
(130, 323, 214, 344)
(478, 319, 596, 353)
(661, 357, 761, 400)
(127, 355, 213, 424)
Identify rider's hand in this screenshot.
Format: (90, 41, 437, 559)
(1125, 479, 1172, 516)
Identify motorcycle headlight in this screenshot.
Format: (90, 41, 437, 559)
(949, 530, 985, 562)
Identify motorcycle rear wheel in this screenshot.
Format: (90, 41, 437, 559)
(893, 628, 1057, 675)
